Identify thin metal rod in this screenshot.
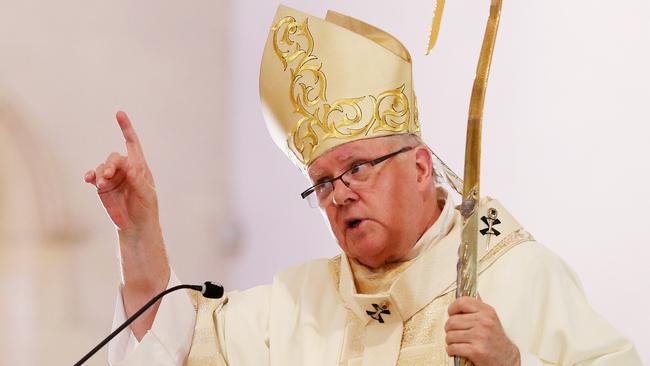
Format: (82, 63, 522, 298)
(73, 284, 201, 366)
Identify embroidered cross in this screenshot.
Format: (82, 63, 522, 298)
(480, 208, 501, 236)
(366, 303, 391, 323)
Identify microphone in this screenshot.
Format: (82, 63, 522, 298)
(200, 281, 225, 299)
(74, 281, 224, 366)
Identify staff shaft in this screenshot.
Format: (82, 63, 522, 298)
(456, 1, 502, 366)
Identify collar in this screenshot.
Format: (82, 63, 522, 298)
(348, 186, 455, 294)
(336, 196, 531, 326)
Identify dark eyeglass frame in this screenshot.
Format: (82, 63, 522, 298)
(300, 146, 414, 200)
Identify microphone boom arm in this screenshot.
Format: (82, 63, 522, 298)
(74, 282, 223, 366)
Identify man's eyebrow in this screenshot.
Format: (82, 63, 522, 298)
(309, 150, 368, 181)
(336, 152, 364, 166)
(309, 170, 326, 181)
(308, 168, 330, 183)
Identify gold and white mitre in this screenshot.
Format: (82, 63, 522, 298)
(259, 5, 420, 167)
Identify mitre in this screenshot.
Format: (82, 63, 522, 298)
(259, 5, 420, 168)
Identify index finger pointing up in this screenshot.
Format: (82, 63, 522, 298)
(116, 111, 145, 161)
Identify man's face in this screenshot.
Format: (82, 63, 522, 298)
(307, 136, 436, 268)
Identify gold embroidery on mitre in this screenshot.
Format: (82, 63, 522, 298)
(271, 16, 413, 164)
(412, 93, 421, 133)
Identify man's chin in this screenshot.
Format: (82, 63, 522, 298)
(353, 254, 387, 269)
(347, 240, 388, 268)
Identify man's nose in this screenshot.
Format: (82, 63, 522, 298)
(331, 178, 357, 206)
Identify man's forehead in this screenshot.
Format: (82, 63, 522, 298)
(307, 139, 385, 178)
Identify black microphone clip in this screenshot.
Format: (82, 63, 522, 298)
(201, 281, 224, 299)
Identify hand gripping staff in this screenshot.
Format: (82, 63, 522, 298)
(427, 1, 503, 366)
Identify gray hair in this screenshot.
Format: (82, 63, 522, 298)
(384, 134, 464, 194)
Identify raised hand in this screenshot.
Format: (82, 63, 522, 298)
(84, 111, 158, 233)
(84, 111, 169, 340)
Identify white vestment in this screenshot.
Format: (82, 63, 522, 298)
(108, 196, 642, 365)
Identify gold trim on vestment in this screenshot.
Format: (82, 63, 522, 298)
(328, 203, 533, 365)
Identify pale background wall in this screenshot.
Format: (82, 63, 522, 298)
(0, 0, 647, 365)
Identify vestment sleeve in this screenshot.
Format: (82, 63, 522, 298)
(108, 270, 197, 366)
(484, 242, 643, 366)
(107, 267, 273, 366)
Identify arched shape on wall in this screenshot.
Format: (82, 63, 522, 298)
(0, 99, 77, 245)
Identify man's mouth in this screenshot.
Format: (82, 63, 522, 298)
(346, 219, 363, 229)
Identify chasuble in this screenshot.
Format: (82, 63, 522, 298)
(108, 195, 641, 365)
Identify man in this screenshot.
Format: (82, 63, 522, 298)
(85, 5, 641, 366)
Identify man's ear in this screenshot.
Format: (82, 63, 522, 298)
(414, 146, 434, 185)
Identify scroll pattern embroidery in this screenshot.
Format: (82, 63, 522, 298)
(271, 16, 417, 164)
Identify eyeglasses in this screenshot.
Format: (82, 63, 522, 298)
(300, 146, 414, 208)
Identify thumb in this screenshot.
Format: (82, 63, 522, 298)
(127, 165, 156, 201)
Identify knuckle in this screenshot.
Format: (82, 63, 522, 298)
(486, 305, 496, 317)
(479, 344, 490, 358)
(446, 345, 454, 356)
(479, 317, 493, 328)
(448, 299, 463, 314)
(473, 344, 487, 358)
(127, 166, 142, 180)
(465, 346, 477, 359)
(477, 331, 488, 343)
(108, 153, 125, 166)
(447, 304, 455, 315)
(444, 319, 452, 331)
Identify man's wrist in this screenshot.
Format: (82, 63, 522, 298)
(118, 222, 169, 290)
(510, 341, 522, 366)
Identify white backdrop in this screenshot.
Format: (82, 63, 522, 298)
(227, 0, 649, 362)
(0, 0, 647, 364)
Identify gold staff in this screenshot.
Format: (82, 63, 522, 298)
(427, 1, 503, 365)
